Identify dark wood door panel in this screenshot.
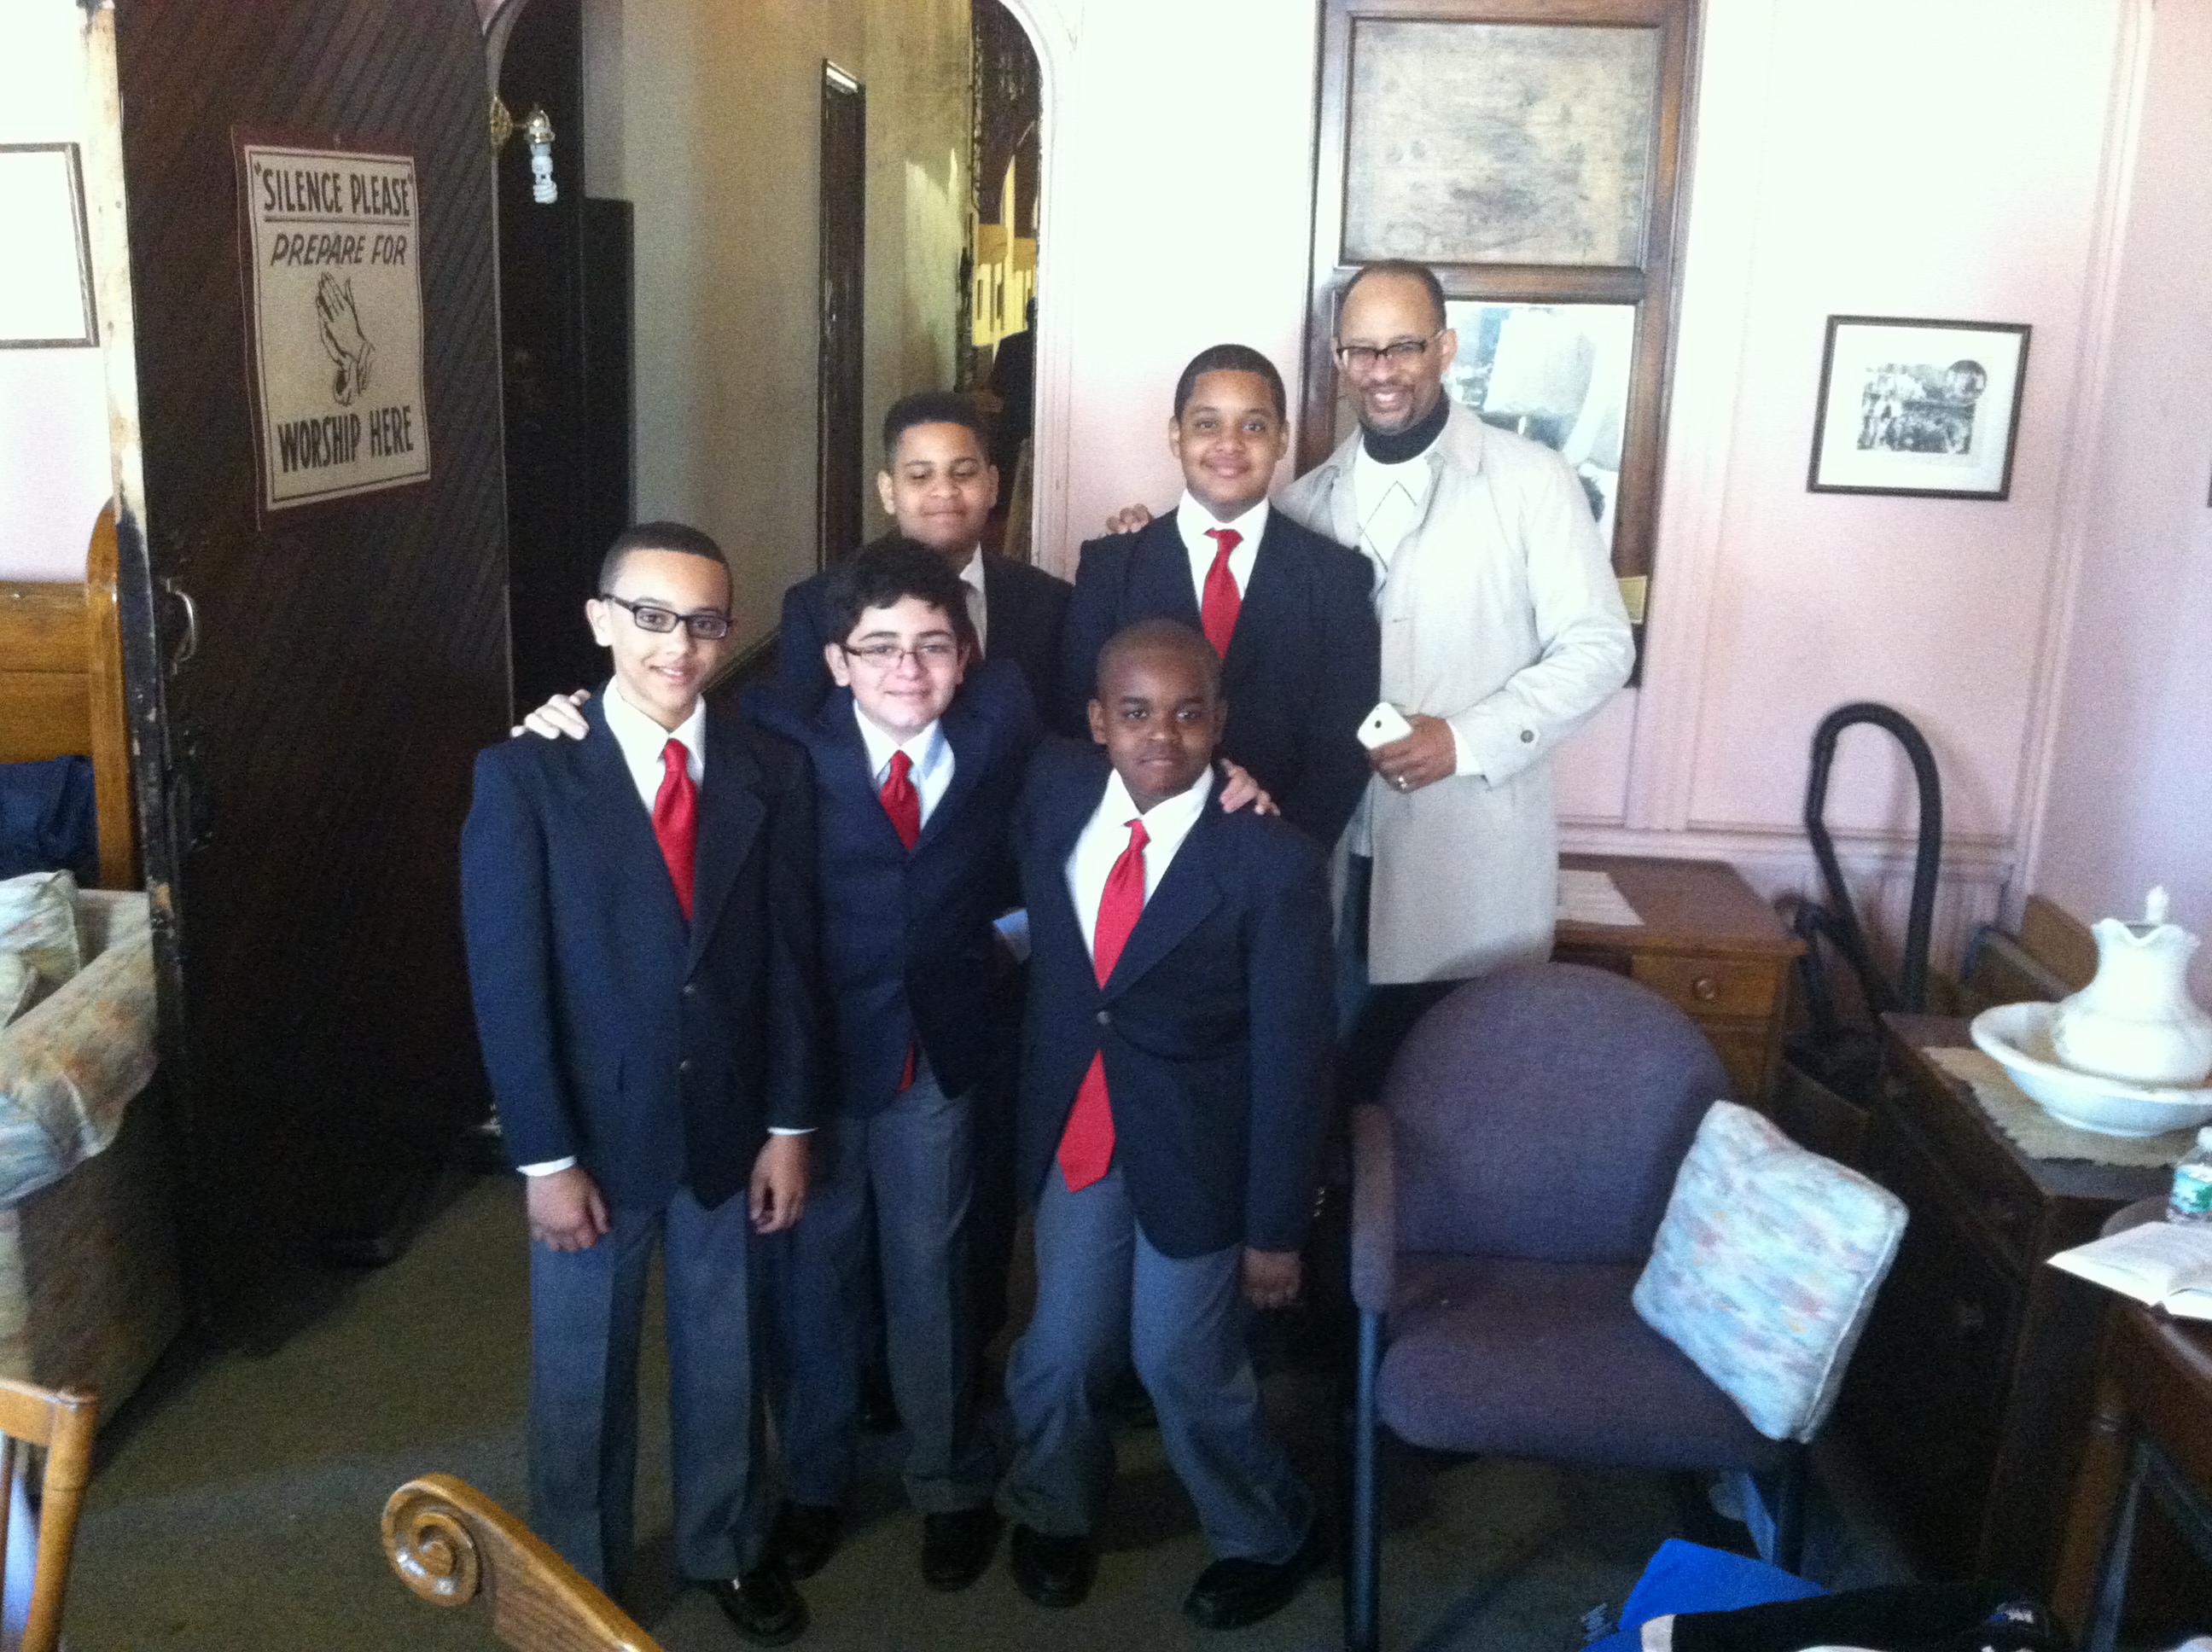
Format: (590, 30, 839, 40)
(114, 0, 509, 1313)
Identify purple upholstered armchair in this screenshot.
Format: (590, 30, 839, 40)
(1346, 963, 1805, 1652)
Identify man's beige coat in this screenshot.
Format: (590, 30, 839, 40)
(1278, 403, 1633, 983)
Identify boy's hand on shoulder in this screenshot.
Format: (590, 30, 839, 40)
(1103, 503, 1154, 533)
(1216, 760, 1278, 817)
(511, 689, 593, 741)
(527, 1166, 610, 1251)
(750, 1132, 809, 1233)
(1241, 1247, 1302, 1312)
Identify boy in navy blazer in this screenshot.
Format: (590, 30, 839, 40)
(999, 619, 1336, 1632)
(746, 542, 1034, 1597)
(461, 523, 818, 1645)
(1056, 346, 1379, 849)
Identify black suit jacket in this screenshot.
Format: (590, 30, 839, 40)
(775, 538, 1071, 716)
(746, 660, 1038, 1113)
(460, 695, 820, 1211)
(1056, 510, 1378, 848)
(1014, 738, 1336, 1259)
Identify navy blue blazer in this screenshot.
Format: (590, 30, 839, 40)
(1014, 738, 1336, 1259)
(747, 656, 1039, 1115)
(460, 696, 820, 1212)
(1055, 509, 1379, 850)
(776, 538, 1072, 717)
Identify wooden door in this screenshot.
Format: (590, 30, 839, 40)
(109, 0, 509, 1320)
(498, 0, 634, 711)
(816, 62, 865, 568)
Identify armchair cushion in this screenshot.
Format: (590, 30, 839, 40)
(1377, 1255, 1786, 1472)
(1633, 1102, 1906, 1443)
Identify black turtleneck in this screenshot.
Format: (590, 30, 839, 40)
(1360, 392, 1449, 465)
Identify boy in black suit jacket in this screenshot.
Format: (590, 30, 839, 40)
(748, 543, 1033, 1599)
(777, 392, 1071, 714)
(1055, 346, 1379, 849)
(461, 523, 817, 1645)
(998, 619, 1336, 1632)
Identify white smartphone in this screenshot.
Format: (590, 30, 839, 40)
(1357, 701, 1414, 749)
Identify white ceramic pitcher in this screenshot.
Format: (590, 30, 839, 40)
(2049, 887, 2212, 1087)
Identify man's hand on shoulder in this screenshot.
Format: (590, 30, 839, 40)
(511, 689, 593, 741)
(750, 1132, 809, 1233)
(1242, 1247, 1302, 1311)
(1216, 759, 1278, 817)
(1103, 503, 1155, 534)
(527, 1166, 610, 1251)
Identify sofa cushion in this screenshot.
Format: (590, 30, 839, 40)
(1634, 1102, 1907, 1443)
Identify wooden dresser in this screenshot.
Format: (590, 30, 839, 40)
(1841, 1015, 2171, 1589)
(1552, 854, 1802, 1104)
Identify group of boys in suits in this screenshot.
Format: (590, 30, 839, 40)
(463, 357, 1381, 1644)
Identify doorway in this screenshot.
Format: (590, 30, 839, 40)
(969, 0, 1043, 560)
(817, 61, 865, 569)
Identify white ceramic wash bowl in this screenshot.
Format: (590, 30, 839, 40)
(1970, 1002, 2212, 1138)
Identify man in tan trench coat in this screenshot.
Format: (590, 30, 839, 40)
(1278, 260, 1633, 990)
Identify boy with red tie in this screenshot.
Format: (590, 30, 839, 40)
(999, 618, 1336, 1631)
(461, 523, 818, 1644)
(1055, 345, 1378, 850)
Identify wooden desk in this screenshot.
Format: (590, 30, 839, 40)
(1552, 854, 1802, 1104)
(2054, 1209, 2212, 1648)
(1840, 1016, 2171, 1589)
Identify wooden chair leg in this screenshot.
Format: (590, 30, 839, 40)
(1346, 1310, 1382, 1652)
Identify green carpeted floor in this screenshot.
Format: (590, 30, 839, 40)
(63, 1173, 1908, 1649)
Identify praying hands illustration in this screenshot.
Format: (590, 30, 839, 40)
(316, 272, 375, 406)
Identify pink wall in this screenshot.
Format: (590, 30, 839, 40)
(2028, 0, 2212, 994)
(0, 3, 112, 582)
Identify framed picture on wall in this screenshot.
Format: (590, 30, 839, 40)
(1302, 0, 1700, 645)
(0, 143, 97, 349)
(1807, 316, 2031, 500)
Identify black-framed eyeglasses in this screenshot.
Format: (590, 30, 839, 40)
(1334, 330, 1444, 371)
(837, 640, 962, 669)
(598, 593, 732, 640)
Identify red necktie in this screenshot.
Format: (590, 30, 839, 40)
(1200, 527, 1243, 659)
(881, 748, 922, 1089)
(880, 748, 921, 850)
(1057, 818, 1150, 1191)
(652, 738, 698, 921)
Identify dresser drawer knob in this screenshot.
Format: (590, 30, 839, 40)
(1691, 975, 1720, 1003)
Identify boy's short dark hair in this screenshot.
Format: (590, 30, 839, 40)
(1096, 617, 1222, 701)
(1339, 259, 1448, 333)
(1171, 345, 1287, 422)
(824, 539, 979, 653)
(597, 521, 731, 600)
(882, 392, 993, 462)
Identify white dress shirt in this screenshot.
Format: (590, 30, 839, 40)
(1173, 492, 1266, 612)
(852, 702, 955, 828)
(1063, 765, 1214, 960)
(956, 545, 988, 656)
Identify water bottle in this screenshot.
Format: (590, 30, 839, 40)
(2170, 1126, 2212, 1224)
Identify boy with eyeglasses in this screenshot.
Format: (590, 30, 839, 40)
(460, 521, 819, 1645)
(742, 539, 1033, 1601)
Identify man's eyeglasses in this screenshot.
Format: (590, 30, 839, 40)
(839, 641, 961, 669)
(598, 593, 732, 640)
(1335, 331, 1444, 371)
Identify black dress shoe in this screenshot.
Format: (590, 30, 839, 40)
(1181, 1524, 1327, 1631)
(704, 1566, 807, 1647)
(921, 1506, 1003, 1592)
(1009, 1521, 1097, 1608)
(768, 1500, 843, 1581)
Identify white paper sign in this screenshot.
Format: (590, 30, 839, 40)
(240, 142, 429, 510)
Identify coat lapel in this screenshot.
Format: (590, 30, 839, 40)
(817, 689, 912, 854)
(1220, 512, 1300, 695)
(1103, 800, 1224, 997)
(576, 695, 690, 934)
(915, 689, 987, 851)
(687, 707, 766, 964)
(1130, 516, 1202, 629)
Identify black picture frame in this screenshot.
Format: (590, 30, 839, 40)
(1807, 315, 2031, 501)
